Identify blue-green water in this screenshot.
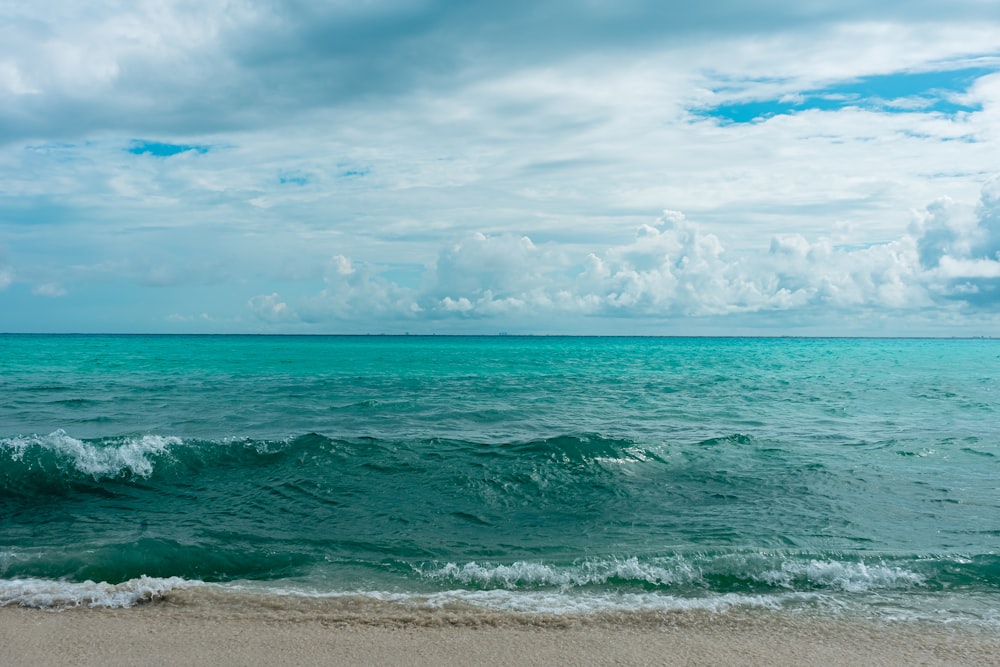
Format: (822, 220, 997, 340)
(2, 335, 998, 623)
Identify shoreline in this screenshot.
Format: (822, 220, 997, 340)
(3, 603, 998, 667)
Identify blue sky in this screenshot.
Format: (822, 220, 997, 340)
(2, 1, 1000, 334)
(698, 66, 996, 123)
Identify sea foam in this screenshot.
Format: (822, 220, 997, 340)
(1, 430, 181, 479)
(0, 576, 189, 609)
(420, 557, 701, 589)
(755, 558, 926, 593)
(416, 554, 927, 594)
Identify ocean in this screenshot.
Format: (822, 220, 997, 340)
(2, 334, 998, 627)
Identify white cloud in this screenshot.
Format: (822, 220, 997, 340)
(291, 256, 420, 324)
(166, 312, 215, 323)
(426, 233, 548, 301)
(936, 256, 1000, 279)
(974, 174, 1000, 256)
(31, 282, 67, 297)
(247, 292, 293, 323)
(0, 60, 38, 95)
(241, 178, 1000, 329)
(2, 2, 1000, 333)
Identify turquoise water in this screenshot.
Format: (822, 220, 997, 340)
(1, 335, 998, 623)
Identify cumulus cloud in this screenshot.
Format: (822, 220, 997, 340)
(419, 233, 561, 317)
(762, 234, 927, 311)
(246, 179, 998, 329)
(912, 197, 976, 269)
(974, 175, 1000, 257)
(4, 2, 1000, 333)
(290, 255, 420, 323)
(911, 176, 1000, 306)
(247, 292, 293, 323)
(574, 212, 747, 316)
(409, 208, 930, 320)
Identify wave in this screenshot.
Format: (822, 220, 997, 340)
(421, 557, 702, 590)
(0, 573, 787, 615)
(0, 538, 312, 585)
(245, 586, 788, 617)
(0, 575, 189, 609)
(3, 551, 998, 625)
(501, 434, 663, 465)
(5, 572, 997, 627)
(0, 429, 840, 491)
(0, 430, 337, 494)
(415, 552, 1000, 595)
(0, 430, 181, 481)
(0, 430, 663, 488)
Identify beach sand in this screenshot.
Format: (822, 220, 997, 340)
(2, 602, 997, 667)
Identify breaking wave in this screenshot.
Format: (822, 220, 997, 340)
(0, 575, 189, 610)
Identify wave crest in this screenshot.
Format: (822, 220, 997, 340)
(756, 559, 926, 593)
(507, 434, 661, 465)
(0, 575, 188, 609)
(1, 430, 181, 480)
(421, 557, 700, 590)
(417, 554, 929, 594)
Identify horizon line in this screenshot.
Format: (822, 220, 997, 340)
(1, 332, 996, 340)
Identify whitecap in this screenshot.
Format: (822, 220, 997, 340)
(1, 430, 182, 479)
(0, 575, 190, 609)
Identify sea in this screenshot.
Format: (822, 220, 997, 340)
(2, 334, 998, 627)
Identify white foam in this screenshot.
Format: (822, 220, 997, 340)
(0, 576, 190, 609)
(224, 582, 785, 616)
(28, 577, 988, 627)
(1, 430, 181, 479)
(230, 583, 1000, 627)
(756, 559, 926, 592)
(419, 554, 929, 596)
(420, 556, 702, 589)
(416, 589, 783, 615)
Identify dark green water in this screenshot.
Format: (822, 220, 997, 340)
(1, 335, 998, 623)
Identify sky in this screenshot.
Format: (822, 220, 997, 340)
(2, 1, 1000, 335)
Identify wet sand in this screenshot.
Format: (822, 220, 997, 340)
(2, 604, 997, 667)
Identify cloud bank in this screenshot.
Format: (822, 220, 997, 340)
(246, 180, 1000, 333)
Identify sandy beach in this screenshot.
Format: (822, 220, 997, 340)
(2, 603, 997, 667)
